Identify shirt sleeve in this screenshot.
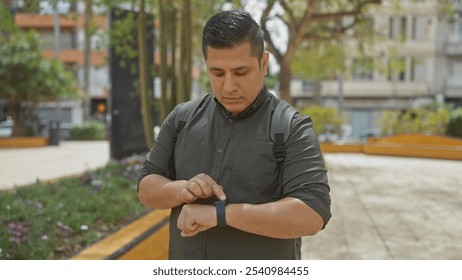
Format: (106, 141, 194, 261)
(281, 114, 332, 228)
(137, 104, 180, 191)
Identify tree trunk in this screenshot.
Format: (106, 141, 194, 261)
(168, 4, 177, 111)
(178, 0, 192, 103)
(278, 60, 293, 104)
(138, 0, 154, 148)
(159, 0, 169, 122)
(159, 0, 177, 121)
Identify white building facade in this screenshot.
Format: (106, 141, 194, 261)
(292, 0, 462, 139)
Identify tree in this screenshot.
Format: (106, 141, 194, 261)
(100, 0, 238, 142)
(0, 2, 17, 34)
(260, 0, 382, 104)
(380, 105, 450, 136)
(159, 0, 177, 121)
(178, 0, 192, 105)
(158, 0, 241, 121)
(300, 105, 344, 136)
(0, 30, 79, 136)
(446, 108, 462, 139)
(137, 0, 155, 149)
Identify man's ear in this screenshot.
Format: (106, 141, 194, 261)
(261, 51, 269, 75)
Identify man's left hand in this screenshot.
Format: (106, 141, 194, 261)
(177, 204, 217, 237)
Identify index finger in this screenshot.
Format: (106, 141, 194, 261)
(211, 184, 226, 201)
(196, 174, 226, 201)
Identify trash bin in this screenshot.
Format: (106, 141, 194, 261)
(49, 121, 61, 146)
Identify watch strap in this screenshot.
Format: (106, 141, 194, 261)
(214, 200, 227, 227)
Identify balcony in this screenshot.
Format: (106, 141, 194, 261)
(446, 33, 462, 55)
(15, 13, 108, 30)
(321, 80, 429, 98)
(15, 13, 75, 29)
(445, 77, 462, 98)
(41, 49, 107, 66)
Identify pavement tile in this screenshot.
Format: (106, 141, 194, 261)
(302, 153, 462, 260)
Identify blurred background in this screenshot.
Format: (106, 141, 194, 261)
(1, 0, 461, 156)
(1, 0, 462, 261)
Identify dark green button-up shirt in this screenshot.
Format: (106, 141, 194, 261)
(138, 86, 331, 259)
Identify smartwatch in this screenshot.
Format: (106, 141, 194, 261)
(214, 200, 227, 227)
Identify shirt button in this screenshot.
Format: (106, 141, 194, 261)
(217, 148, 223, 154)
(227, 118, 233, 123)
(197, 250, 203, 256)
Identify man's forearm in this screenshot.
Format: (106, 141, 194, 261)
(138, 173, 226, 210)
(226, 197, 324, 239)
(138, 174, 186, 209)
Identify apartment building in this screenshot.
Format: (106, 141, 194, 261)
(5, 0, 461, 141)
(10, 0, 109, 138)
(292, 0, 462, 139)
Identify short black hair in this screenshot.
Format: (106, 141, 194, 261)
(202, 10, 264, 61)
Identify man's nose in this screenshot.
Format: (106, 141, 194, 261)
(222, 74, 237, 93)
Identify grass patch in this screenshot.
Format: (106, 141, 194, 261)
(0, 155, 150, 260)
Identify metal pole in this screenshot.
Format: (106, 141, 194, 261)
(53, 1, 62, 144)
(338, 74, 344, 113)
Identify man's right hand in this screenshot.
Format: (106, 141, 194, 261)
(177, 173, 226, 204)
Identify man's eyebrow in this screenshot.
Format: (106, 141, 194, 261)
(208, 66, 251, 71)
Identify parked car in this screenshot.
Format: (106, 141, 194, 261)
(0, 117, 13, 137)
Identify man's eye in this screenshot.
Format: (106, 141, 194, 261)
(235, 71, 247, 76)
(213, 72, 224, 77)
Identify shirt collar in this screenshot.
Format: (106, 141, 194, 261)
(214, 85, 269, 120)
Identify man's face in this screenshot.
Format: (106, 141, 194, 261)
(205, 42, 269, 116)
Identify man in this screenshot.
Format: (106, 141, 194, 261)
(138, 10, 331, 260)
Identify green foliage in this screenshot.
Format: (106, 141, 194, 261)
(446, 108, 462, 138)
(0, 31, 79, 100)
(0, 157, 149, 260)
(291, 43, 345, 80)
(380, 104, 450, 135)
(0, 5, 18, 34)
(70, 120, 106, 140)
(0, 29, 79, 136)
(300, 105, 344, 135)
(265, 71, 279, 90)
(108, 11, 138, 70)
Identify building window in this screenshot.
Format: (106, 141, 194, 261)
(302, 80, 314, 93)
(389, 17, 394, 39)
(65, 63, 79, 80)
(457, 13, 462, 42)
(389, 16, 407, 40)
(410, 57, 426, 82)
(411, 15, 430, 41)
(398, 57, 406, 81)
(352, 58, 373, 81)
(400, 16, 407, 40)
(387, 57, 406, 82)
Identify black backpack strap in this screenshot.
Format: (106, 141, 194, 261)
(173, 95, 210, 142)
(270, 100, 298, 197)
(168, 94, 211, 179)
(270, 100, 298, 162)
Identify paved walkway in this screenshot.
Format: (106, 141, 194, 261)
(0, 141, 110, 191)
(2, 142, 461, 259)
(302, 153, 462, 260)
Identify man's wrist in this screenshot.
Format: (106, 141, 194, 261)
(214, 200, 227, 227)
